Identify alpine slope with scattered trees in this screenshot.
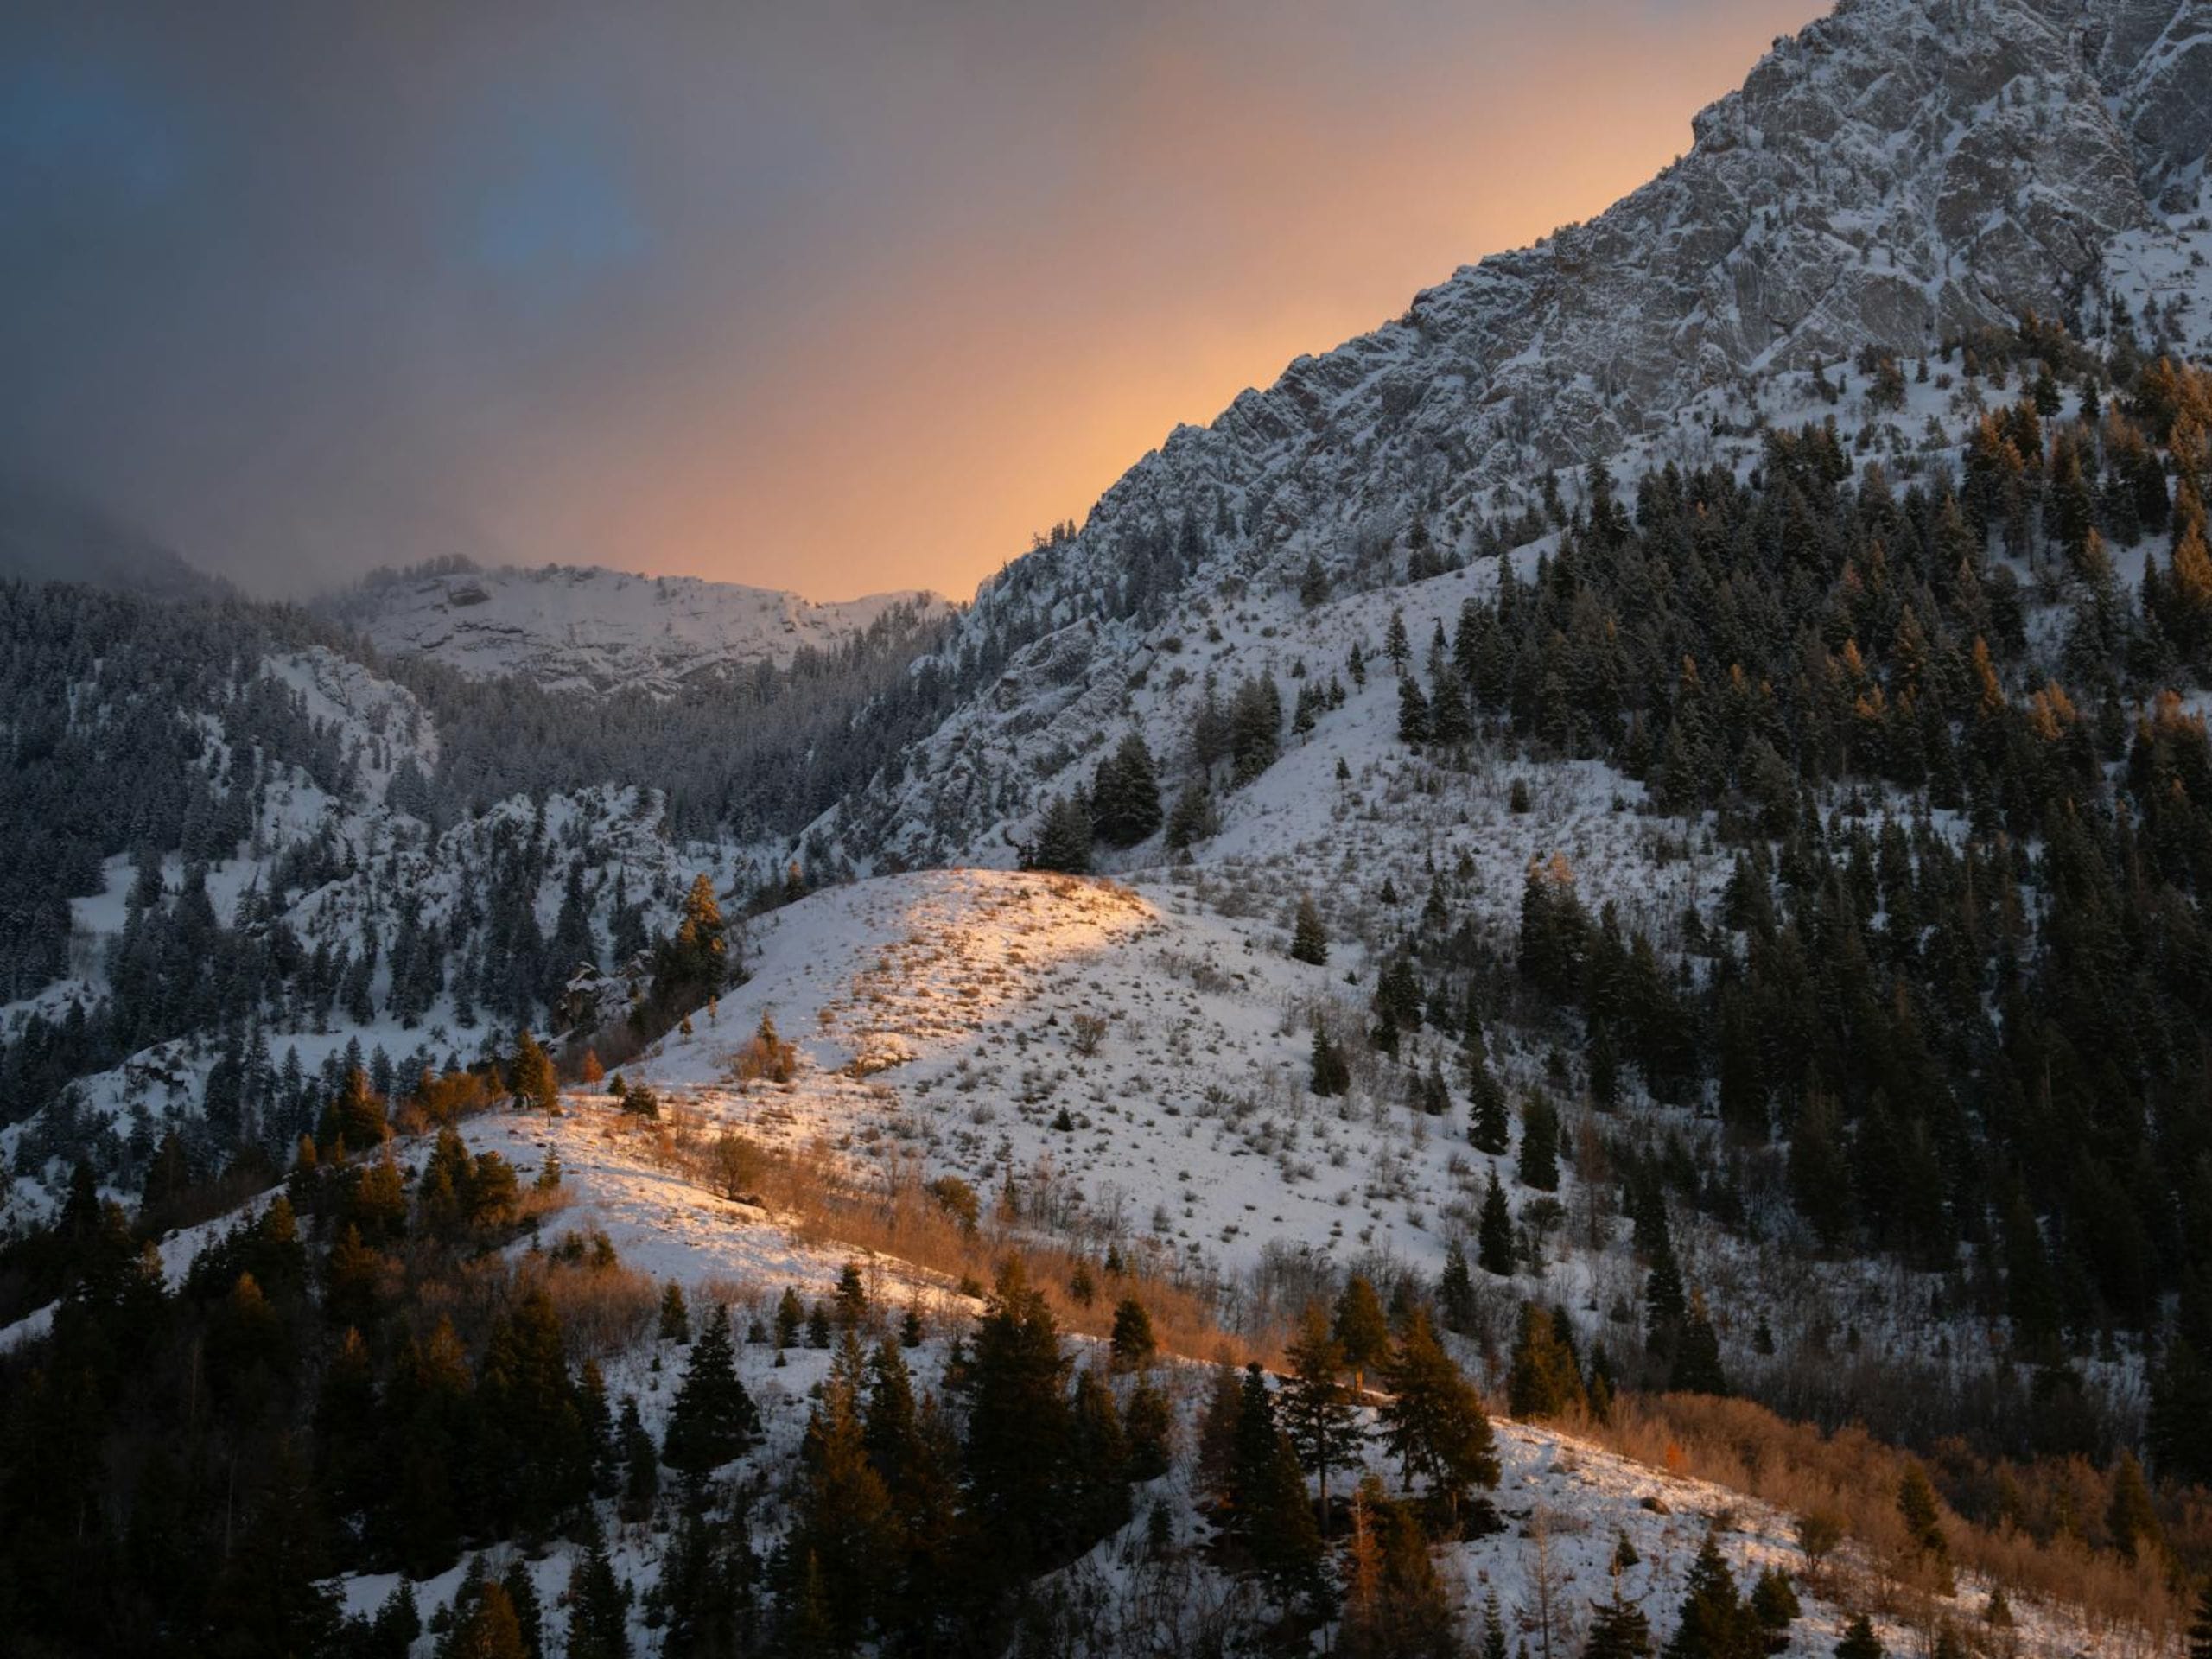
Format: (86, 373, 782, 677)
(7, 0, 2212, 1651)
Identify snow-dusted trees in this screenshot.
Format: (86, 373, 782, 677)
(1090, 732, 1163, 847)
(1020, 792, 1094, 874)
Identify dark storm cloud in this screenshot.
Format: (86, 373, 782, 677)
(0, 0, 1818, 599)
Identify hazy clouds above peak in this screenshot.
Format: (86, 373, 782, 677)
(2, 0, 1817, 601)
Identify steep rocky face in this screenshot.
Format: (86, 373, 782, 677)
(836, 0, 2209, 868)
(1103, 0, 2191, 557)
(2094, 0, 2212, 189)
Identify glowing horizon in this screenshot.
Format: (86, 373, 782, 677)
(3, 0, 1822, 606)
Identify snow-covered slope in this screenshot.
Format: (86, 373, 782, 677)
(836, 0, 2212, 868)
(321, 1088, 2131, 1658)
(246, 868, 2145, 1656)
(320, 558, 954, 694)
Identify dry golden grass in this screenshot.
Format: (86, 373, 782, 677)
(1575, 1392, 2188, 1650)
(621, 1108, 1268, 1368)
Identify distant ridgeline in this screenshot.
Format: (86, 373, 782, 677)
(0, 572, 964, 1139)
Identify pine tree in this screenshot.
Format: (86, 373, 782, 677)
(834, 1261, 868, 1327)
(202, 1441, 341, 1656)
(1507, 1300, 1586, 1419)
(961, 1261, 1073, 1579)
(1109, 1296, 1157, 1370)
(776, 1286, 805, 1348)
(1230, 672, 1285, 783)
(2106, 1450, 2161, 1564)
(783, 1359, 897, 1649)
(1662, 1531, 1755, 1659)
(1024, 791, 1096, 874)
(476, 1288, 592, 1537)
(1438, 1240, 1477, 1332)
(1091, 733, 1164, 848)
(1896, 1461, 1952, 1592)
(1834, 1615, 1883, 1659)
(333, 1065, 387, 1148)
(1586, 1582, 1655, 1659)
(1377, 1308, 1498, 1524)
(1290, 895, 1329, 965)
(1397, 673, 1433, 745)
(658, 1498, 757, 1658)
(1069, 1363, 1133, 1539)
(659, 1279, 691, 1344)
(578, 1358, 614, 1496)
(1230, 1363, 1328, 1611)
(1125, 1378, 1175, 1480)
(1310, 1025, 1351, 1097)
(1280, 1302, 1363, 1530)
(499, 1560, 544, 1659)
(1478, 1168, 1516, 1277)
(1517, 1088, 1560, 1191)
(619, 1395, 660, 1517)
(1468, 1057, 1510, 1154)
(510, 1030, 557, 1116)
(1165, 779, 1218, 850)
(1341, 1480, 1459, 1659)
(442, 1579, 529, 1659)
(1334, 1276, 1391, 1390)
(677, 872, 728, 984)
(1668, 1294, 1728, 1396)
(663, 1304, 761, 1481)
(1644, 1227, 1688, 1357)
(1747, 1567, 1800, 1649)
(565, 1515, 632, 1659)
(1430, 667, 1473, 745)
(860, 1340, 964, 1643)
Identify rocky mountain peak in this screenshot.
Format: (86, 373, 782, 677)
(842, 0, 2210, 867)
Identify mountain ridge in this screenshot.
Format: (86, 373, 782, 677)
(315, 555, 957, 695)
(836, 0, 2212, 868)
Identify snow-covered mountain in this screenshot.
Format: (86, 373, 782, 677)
(839, 0, 2212, 868)
(7, 0, 2212, 1646)
(319, 557, 955, 695)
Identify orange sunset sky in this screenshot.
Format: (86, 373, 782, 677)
(6, 0, 1822, 601)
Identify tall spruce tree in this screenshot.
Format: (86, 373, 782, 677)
(663, 1304, 761, 1481)
(1280, 1302, 1363, 1530)
(1376, 1308, 1498, 1524)
(1478, 1168, 1516, 1277)
(1091, 734, 1164, 847)
(1335, 1276, 1391, 1391)
(1507, 1300, 1587, 1419)
(960, 1261, 1074, 1580)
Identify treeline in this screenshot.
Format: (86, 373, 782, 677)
(1357, 334, 2212, 1487)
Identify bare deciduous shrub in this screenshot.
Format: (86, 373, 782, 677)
(706, 1130, 763, 1202)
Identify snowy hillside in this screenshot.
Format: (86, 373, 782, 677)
(296, 1083, 2135, 1659)
(320, 557, 955, 694)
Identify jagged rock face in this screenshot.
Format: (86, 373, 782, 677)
(841, 0, 2207, 867)
(1122, 0, 2191, 547)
